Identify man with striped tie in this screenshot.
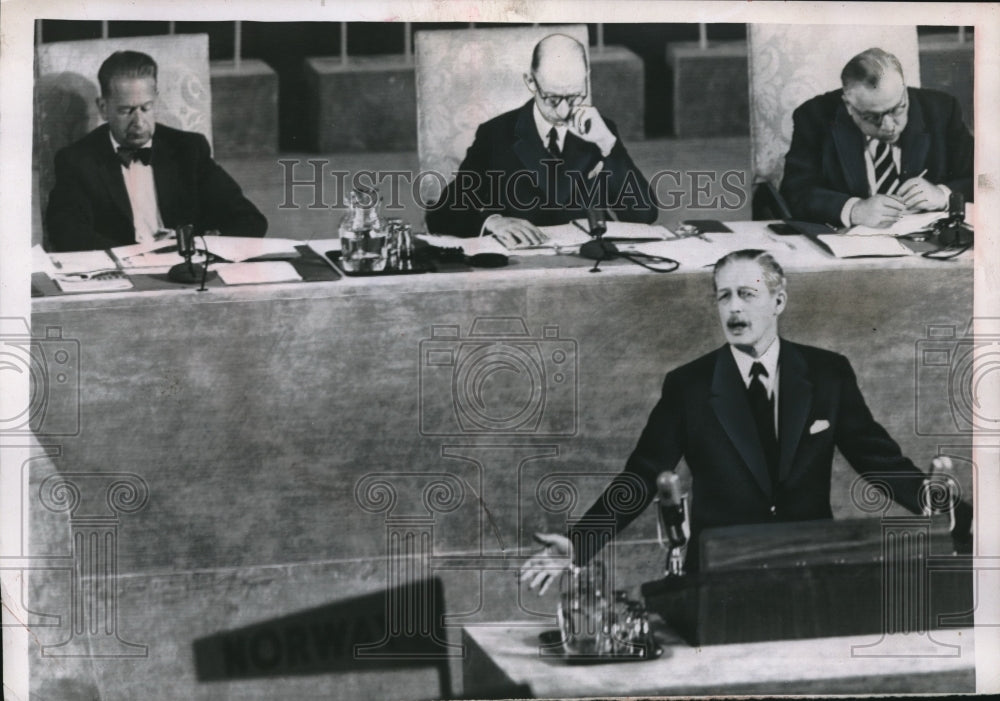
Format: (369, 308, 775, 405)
(780, 48, 973, 228)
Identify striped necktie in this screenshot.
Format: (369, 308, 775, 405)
(872, 140, 899, 195)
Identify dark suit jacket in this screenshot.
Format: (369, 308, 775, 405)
(46, 123, 268, 251)
(425, 100, 657, 236)
(569, 340, 961, 568)
(780, 87, 974, 225)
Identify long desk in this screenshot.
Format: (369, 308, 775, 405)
(23, 223, 975, 699)
(461, 624, 976, 696)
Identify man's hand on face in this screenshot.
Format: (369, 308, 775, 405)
(567, 105, 617, 157)
(850, 194, 907, 227)
(486, 215, 549, 248)
(896, 177, 949, 213)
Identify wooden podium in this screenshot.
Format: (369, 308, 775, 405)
(640, 517, 973, 645)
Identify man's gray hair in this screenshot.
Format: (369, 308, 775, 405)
(841, 47, 904, 90)
(712, 249, 787, 295)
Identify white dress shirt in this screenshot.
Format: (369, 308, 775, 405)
(109, 133, 163, 244)
(481, 104, 568, 237)
(840, 137, 950, 227)
(532, 102, 567, 154)
(730, 338, 781, 433)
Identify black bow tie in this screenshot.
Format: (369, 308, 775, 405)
(117, 146, 152, 167)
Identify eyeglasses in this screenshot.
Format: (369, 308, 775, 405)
(530, 76, 587, 109)
(846, 89, 908, 126)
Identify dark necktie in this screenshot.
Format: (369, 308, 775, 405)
(872, 140, 899, 195)
(546, 127, 562, 159)
(748, 362, 779, 487)
(117, 146, 152, 168)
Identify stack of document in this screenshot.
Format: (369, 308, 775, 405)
(844, 211, 948, 237)
(200, 236, 303, 261)
(112, 236, 304, 275)
(816, 234, 912, 258)
(40, 248, 134, 292)
(111, 240, 200, 274)
(419, 220, 671, 257)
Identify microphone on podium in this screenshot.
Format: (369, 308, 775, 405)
(578, 207, 616, 272)
(655, 471, 689, 577)
(168, 224, 217, 289)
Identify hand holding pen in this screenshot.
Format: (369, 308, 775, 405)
(894, 168, 948, 213)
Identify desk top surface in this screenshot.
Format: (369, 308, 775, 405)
(31, 220, 973, 313)
(462, 623, 976, 697)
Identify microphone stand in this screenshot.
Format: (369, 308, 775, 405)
(167, 225, 218, 287)
(656, 494, 689, 577)
(196, 234, 213, 292)
(655, 472, 690, 577)
(579, 208, 612, 273)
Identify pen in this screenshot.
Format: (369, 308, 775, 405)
(891, 168, 929, 209)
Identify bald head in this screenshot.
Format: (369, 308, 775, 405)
(526, 34, 589, 125)
(531, 33, 588, 75)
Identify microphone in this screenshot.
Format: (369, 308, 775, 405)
(578, 200, 610, 270)
(585, 206, 607, 238)
(948, 191, 965, 224)
(655, 471, 689, 577)
(935, 191, 972, 250)
(168, 224, 216, 288)
(656, 472, 687, 547)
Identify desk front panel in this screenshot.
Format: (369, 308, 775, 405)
(29, 261, 972, 577)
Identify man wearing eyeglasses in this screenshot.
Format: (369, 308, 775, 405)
(780, 47, 973, 228)
(425, 33, 656, 246)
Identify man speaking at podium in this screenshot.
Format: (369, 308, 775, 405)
(46, 50, 268, 252)
(522, 249, 972, 590)
(425, 33, 656, 247)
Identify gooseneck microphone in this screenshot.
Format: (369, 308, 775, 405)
(579, 207, 615, 272)
(168, 224, 217, 289)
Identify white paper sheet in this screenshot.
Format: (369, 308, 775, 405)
(845, 211, 947, 237)
(601, 221, 673, 240)
(416, 233, 536, 256)
(201, 236, 303, 261)
(214, 262, 302, 285)
(630, 236, 734, 269)
(45, 249, 118, 275)
(816, 234, 913, 258)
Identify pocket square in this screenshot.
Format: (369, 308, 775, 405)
(809, 419, 830, 435)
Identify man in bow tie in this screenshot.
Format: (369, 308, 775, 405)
(522, 249, 973, 589)
(780, 47, 973, 228)
(46, 50, 267, 251)
(424, 33, 656, 247)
